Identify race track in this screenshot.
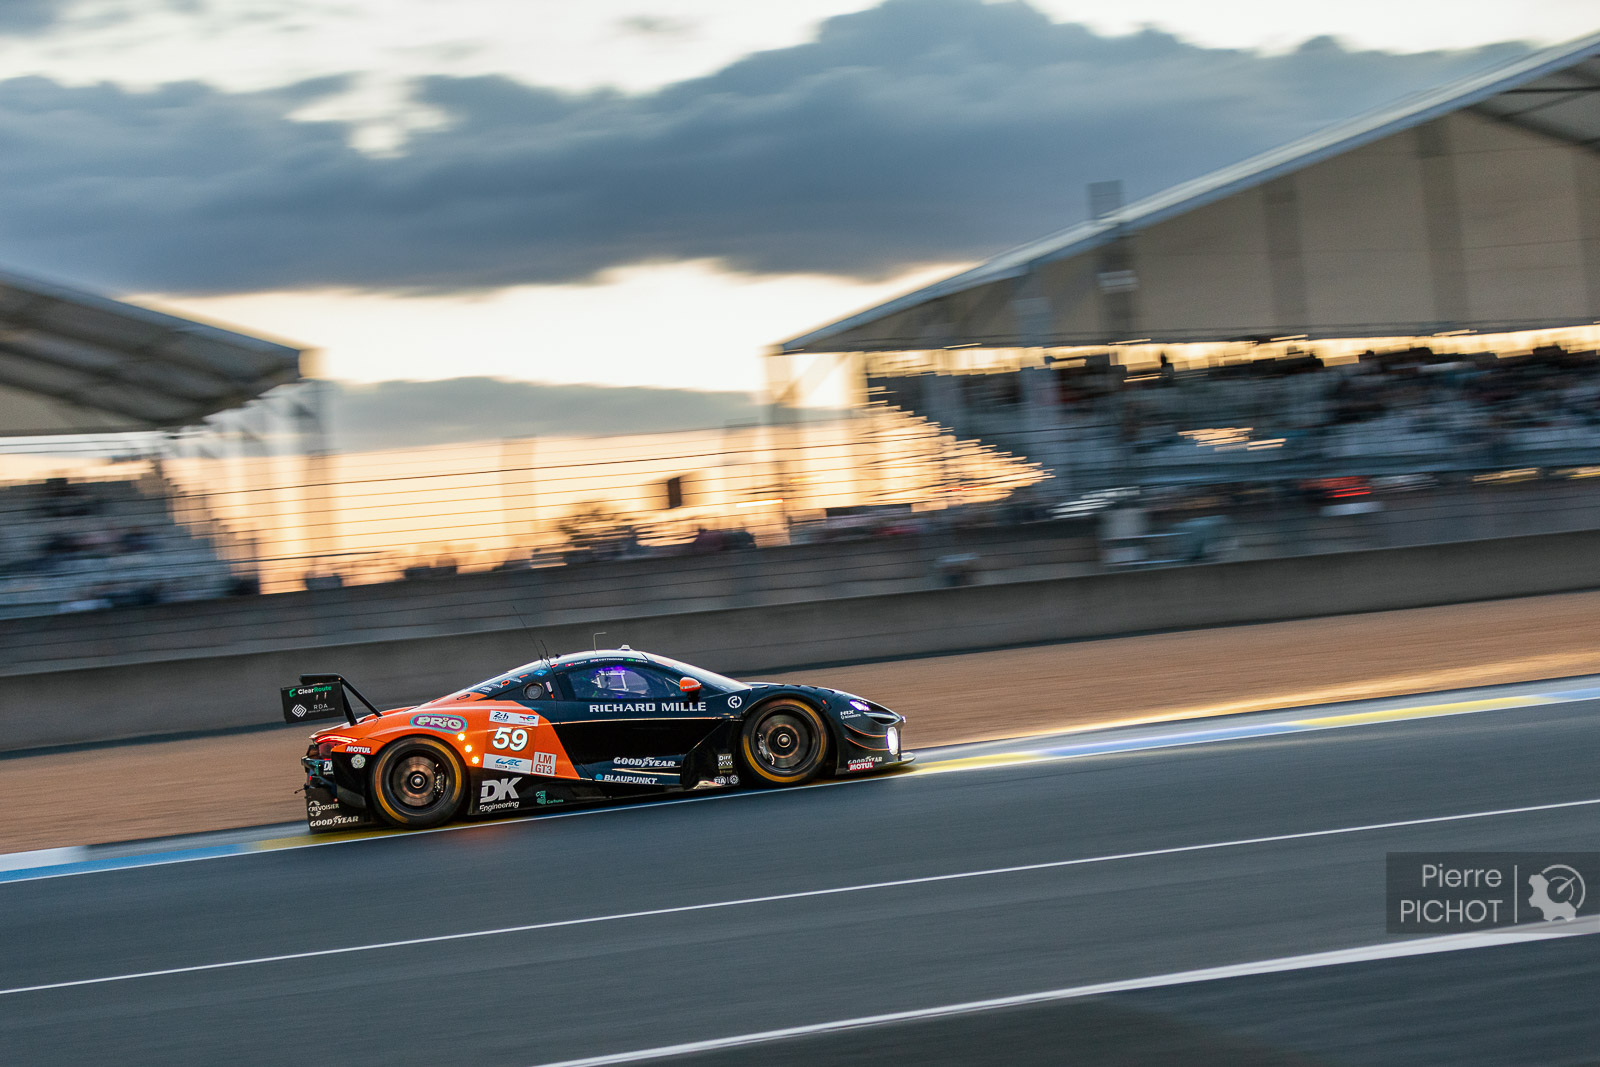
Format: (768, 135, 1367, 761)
(1, 683, 1597, 1065)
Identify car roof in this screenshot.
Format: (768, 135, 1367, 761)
(493, 649, 656, 678)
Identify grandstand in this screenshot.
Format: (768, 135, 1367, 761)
(0, 269, 303, 616)
(863, 342, 1600, 486)
(0, 470, 250, 618)
(779, 31, 1600, 493)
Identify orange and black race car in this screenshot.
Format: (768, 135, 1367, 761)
(283, 647, 912, 831)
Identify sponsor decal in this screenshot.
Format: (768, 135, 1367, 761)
(489, 710, 541, 727)
(338, 745, 373, 755)
(533, 790, 564, 806)
(727, 695, 743, 709)
(716, 753, 734, 772)
(481, 777, 521, 803)
(321, 759, 335, 774)
(479, 777, 521, 812)
(309, 814, 364, 829)
(596, 772, 660, 785)
(411, 713, 467, 732)
(532, 751, 557, 775)
(290, 704, 309, 718)
(350, 754, 366, 769)
(483, 753, 534, 774)
(306, 799, 344, 816)
(585, 701, 708, 714)
(615, 755, 681, 769)
(846, 758, 878, 772)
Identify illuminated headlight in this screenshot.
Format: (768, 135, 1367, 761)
(887, 726, 900, 756)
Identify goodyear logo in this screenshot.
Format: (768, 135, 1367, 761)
(411, 713, 467, 732)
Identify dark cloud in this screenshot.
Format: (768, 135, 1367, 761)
(0, 0, 1531, 294)
(0, 0, 68, 34)
(617, 14, 697, 38)
(324, 378, 775, 451)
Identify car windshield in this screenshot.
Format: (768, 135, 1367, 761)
(647, 654, 749, 694)
(464, 659, 549, 695)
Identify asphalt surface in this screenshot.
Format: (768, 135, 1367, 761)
(1, 696, 1597, 1065)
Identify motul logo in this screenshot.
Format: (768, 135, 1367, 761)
(480, 778, 520, 803)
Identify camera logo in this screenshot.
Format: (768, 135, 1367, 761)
(1527, 864, 1585, 922)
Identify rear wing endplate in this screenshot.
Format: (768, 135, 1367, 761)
(280, 674, 383, 725)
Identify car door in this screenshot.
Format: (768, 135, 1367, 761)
(541, 660, 721, 773)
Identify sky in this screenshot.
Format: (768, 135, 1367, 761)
(0, 0, 1593, 403)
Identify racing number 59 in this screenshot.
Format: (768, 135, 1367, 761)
(492, 727, 528, 751)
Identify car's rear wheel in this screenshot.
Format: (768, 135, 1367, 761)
(370, 736, 466, 829)
(740, 700, 829, 786)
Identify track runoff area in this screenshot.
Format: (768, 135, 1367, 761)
(0, 678, 1596, 1064)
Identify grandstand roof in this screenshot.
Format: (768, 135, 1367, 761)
(0, 270, 302, 435)
(782, 29, 1600, 355)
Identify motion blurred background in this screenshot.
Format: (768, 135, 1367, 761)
(0, 1, 1598, 745)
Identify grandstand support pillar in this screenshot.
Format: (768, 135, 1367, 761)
(1019, 364, 1067, 491)
(1415, 120, 1468, 329)
(1089, 181, 1139, 343)
(294, 379, 337, 584)
(1014, 262, 1069, 489)
(1263, 176, 1310, 333)
(1577, 159, 1600, 320)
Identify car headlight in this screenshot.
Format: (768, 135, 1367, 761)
(887, 726, 900, 756)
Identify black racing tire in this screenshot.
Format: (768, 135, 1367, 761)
(369, 736, 467, 829)
(739, 699, 830, 787)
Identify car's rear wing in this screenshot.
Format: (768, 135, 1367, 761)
(280, 674, 383, 725)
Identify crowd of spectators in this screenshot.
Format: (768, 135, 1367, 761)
(0, 476, 246, 617)
(1097, 343, 1600, 458)
(890, 343, 1600, 475)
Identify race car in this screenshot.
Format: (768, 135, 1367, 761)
(283, 647, 912, 832)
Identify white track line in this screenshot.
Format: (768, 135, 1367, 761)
(524, 922, 1599, 1067)
(1, 795, 1594, 998)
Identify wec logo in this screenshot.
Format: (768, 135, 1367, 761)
(480, 778, 520, 803)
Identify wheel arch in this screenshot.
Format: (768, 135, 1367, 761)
(366, 732, 470, 828)
(739, 691, 844, 778)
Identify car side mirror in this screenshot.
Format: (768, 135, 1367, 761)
(679, 677, 702, 697)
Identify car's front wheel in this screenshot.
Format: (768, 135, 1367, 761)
(740, 700, 830, 786)
(370, 736, 466, 828)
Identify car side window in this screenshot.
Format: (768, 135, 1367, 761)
(564, 665, 680, 701)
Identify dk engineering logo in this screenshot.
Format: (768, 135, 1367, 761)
(1386, 852, 1596, 933)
